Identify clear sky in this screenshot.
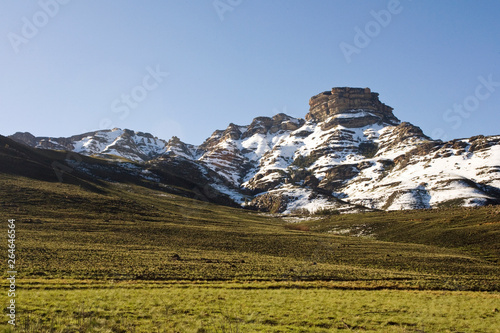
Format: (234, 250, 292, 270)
(1, 0, 499, 144)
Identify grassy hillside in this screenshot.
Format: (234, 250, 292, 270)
(291, 206, 500, 263)
(1, 175, 499, 291)
(0, 134, 236, 206)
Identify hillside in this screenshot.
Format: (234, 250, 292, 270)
(1, 172, 499, 290)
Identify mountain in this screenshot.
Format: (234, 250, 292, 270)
(8, 87, 500, 213)
(9, 129, 171, 162)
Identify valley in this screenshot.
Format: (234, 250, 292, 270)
(1, 87, 499, 331)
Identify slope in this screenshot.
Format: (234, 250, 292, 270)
(0, 172, 499, 291)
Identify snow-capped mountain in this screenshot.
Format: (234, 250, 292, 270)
(9, 87, 500, 213)
(10, 128, 172, 162)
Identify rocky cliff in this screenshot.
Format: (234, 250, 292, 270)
(306, 87, 399, 125)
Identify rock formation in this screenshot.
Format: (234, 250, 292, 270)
(306, 87, 399, 126)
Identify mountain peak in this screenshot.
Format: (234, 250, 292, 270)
(305, 87, 399, 125)
(241, 113, 305, 139)
(10, 131, 36, 146)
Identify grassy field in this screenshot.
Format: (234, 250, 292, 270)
(1, 281, 499, 332)
(1, 174, 500, 331)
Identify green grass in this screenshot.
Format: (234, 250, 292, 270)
(2, 281, 499, 332)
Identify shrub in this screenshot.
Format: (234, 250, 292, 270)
(314, 208, 340, 216)
(291, 154, 317, 168)
(358, 141, 379, 158)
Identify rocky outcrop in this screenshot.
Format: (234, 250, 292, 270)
(164, 136, 198, 159)
(242, 113, 305, 139)
(249, 192, 290, 213)
(377, 122, 432, 157)
(9, 132, 37, 146)
(318, 165, 360, 192)
(245, 169, 287, 193)
(306, 87, 399, 125)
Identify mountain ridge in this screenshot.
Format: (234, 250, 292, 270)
(8, 87, 500, 213)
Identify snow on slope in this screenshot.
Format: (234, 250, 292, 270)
(322, 134, 500, 210)
(218, 112, 500, 213)
(28, 128, 174, 162)
(197, 115, 305, 187)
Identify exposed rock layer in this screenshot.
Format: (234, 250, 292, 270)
(306, 87, 399, 125)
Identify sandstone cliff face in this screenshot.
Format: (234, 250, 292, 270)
(241, 113, 305, 138)
(306, 87, 399, 126)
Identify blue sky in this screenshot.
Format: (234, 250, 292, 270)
(1, 0, 499, 144)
